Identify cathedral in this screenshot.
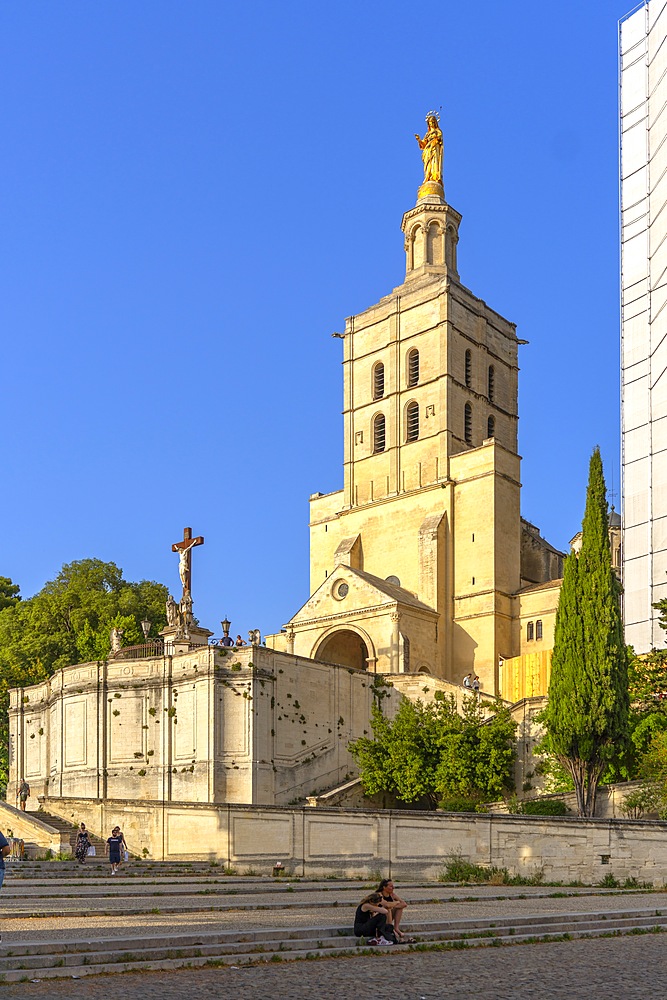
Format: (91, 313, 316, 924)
(267, 115, 563, 697)
(8, 119, 565, 811)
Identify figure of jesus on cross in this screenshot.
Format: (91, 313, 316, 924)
(172, 527, 204, 598)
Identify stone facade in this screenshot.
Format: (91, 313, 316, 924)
(267, 182, 563, 694)
(8, 644, 401, 808)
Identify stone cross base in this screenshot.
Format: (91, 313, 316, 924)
(160, 624, 213, 655)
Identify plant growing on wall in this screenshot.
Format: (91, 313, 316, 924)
(544, 448, 629, 818)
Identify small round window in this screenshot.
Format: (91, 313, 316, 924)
(333, 580, 349, 600)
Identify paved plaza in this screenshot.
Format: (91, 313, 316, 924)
(0, 863, 665, 992)
(0, 935, 663, 999)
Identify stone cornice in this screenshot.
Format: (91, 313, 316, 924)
(289, 599, 438, 630)
(401, 202, 462, 228)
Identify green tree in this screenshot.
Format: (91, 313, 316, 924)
(544, 448, 629, 817)
(349, 693, 516, 809)
(637, 729, 667, 818)
(0, 559, 168, 793)
(0, 578, 20, 612)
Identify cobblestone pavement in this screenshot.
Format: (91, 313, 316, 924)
(0, 934, 664, 998)
(0, 890, 662, 942)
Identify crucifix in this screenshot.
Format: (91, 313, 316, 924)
(172, 526, 204, 598)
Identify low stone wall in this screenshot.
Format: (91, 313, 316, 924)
(42, 796, 667, 885)
(0, 802, 70, 857)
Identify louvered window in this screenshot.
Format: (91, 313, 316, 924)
(487, 415, 495, 439)
(407, 349, 419, 387)
(465, 349, 472, 388)
(373, 414, 386, 453)
(373, 362, 385, 400)
(488, 365, 495, 402)
(406, 401, 419, 442)
(464, 403, 473, 445)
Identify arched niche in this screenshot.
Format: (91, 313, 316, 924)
(313, 627, 374, 671)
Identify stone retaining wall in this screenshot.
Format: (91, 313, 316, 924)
(0, 802, 70, 856)
(41, 796, 667, 885)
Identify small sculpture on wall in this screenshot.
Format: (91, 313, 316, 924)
(109, 627, 124, 656)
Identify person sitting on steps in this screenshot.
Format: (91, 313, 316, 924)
(353, 892, 395, 946)
(376, 878, 414, 942)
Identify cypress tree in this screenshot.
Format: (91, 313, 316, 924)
(545, 448, 628, 816)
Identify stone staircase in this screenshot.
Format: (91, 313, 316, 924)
(1, 865, 664, 981)
(0, 906, 666, 981)
(34, 811, 107, 856)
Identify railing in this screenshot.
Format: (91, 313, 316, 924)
(112, 640, 165, 661)
(111, 636, 263, 659)
(208, 637, 254, 648)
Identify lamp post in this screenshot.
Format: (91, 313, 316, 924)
(141, 619, 151, 642)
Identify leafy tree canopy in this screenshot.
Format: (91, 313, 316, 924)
(349, 693, 517, 810)
(0, 559, 168, 793)
(0, 578, 20, 612)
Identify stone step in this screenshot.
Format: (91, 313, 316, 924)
(3, 904, 665, 955)
(1, 909, 666, 982)
(33, 813, 107, 850)
(0, 890, 651, 920)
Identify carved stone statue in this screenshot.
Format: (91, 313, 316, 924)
(415, 113, 443, 185)
(248, 629, 261, 645)
(109, 627, 124, 655)
(166, 595, 179, 627)
(178, 538, 197, 591)
(180, 592, 194, 626)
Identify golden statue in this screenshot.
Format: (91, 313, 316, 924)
(415, 112, 444, 199)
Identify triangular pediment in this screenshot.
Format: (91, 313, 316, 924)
(287, 565, 435, 627)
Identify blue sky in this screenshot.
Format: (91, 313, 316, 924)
(0, 1, 635, 638)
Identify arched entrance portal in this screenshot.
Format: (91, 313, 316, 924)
(315, 629, 370, 671)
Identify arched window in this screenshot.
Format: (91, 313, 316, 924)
(465, 349, 472, 388)
(372, 362, 385, 400)
(488, 365, 495, 402)
(407, 349, 419, 387)
(536, 620, 543, 641)
(464, 403, 473, 445)
(527, 621, 534, 641)
(406, 401, 419, 442)
(487, 415, 495, 439)
(373, 414, 386, 453)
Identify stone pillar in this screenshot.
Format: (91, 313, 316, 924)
(390, 611, 401, 673)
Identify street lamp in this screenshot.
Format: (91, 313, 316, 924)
(221, 617, 231, 637)
(141, 619, 151, 641)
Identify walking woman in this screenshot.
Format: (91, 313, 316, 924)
(106, 826, 123, 875)
(75, 823, 91, 865)
(353, 892, 394, 946)
(116, 828, 128, 866)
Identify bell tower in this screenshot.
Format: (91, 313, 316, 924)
(274, 115, 527, 692)
(402, 198, 461, 281)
